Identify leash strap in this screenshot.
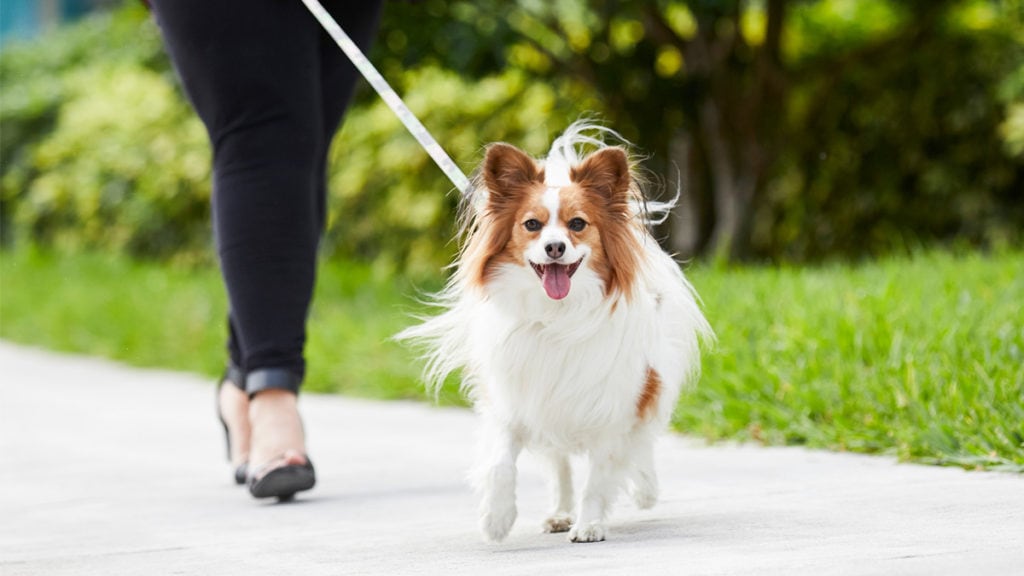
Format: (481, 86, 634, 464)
(300, 0, 471, 194)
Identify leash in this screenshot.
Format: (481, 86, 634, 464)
(299, 0, 471, 194)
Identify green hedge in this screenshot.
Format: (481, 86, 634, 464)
(764, 23, 1024, 260)
(1, 5, 212, 263)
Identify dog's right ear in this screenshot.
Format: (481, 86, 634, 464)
(483, 143, 543, 199)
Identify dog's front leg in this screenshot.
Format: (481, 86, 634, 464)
(541, 452, 574, 533)
(475, 419, 523, 542)
(569, 443, 628, 543)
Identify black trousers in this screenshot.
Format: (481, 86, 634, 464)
(151, 0, 383, 394)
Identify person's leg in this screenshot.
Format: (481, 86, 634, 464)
(152, 0, 382, 493)
(313, 1, 385, 231)
(218, 360, 251, 478)
(218, 319, 249, 473)
(154, 0, 326, 381)
(151, 0, 325, 484)
(242, 1, 384, 481)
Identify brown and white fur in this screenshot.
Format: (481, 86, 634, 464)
(397, 122, 712, 543)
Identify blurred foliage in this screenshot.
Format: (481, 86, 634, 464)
(1000, 60, 1024, 158)
(0, 0, 1021, 270)
(10, 65, 210, 262)
(0, 5, 211, 263)
(764, 13, 1024, 259)
(373, 0, 1022, 260)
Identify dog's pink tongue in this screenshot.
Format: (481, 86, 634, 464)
(542, 264, 571, 300)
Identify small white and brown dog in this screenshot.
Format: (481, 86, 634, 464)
(398, 122, 712, 543)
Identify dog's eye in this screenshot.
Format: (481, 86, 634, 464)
(568, 218, 587, 232)
(523, 219, 542, 232)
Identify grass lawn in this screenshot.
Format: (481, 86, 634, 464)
(684, 253, 1023, 471)
(1, 248, 1021, 471)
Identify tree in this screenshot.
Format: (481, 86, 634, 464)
(377, 0, 1023, 261)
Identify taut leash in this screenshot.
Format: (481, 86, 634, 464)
(299, 0, 471, 194)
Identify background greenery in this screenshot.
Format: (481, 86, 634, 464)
(2, 1, 1022, 270)
(1, 1, 1022, 470)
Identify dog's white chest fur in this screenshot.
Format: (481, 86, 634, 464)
(470, 292, 647, 449)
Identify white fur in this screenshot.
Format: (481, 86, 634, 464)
(397, 122, 713, 543)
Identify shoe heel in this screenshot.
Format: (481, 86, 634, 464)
(216, 366, 248, 485)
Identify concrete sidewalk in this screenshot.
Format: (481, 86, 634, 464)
(1, 341, 1022, 575)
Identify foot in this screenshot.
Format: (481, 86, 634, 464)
(248, 389, 309, 480)
(248, 451, 315, 500)
(630, 477, 658, 510)
(541, 513, 574, 533)
(218, 379, 251, 472)
(568, 521, 606, 543)
(480, 500, 517, 542)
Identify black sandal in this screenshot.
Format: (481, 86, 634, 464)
(248, 456, 316, 501)
(215, 366, 249, 485)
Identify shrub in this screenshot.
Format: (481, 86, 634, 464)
(8, 63, 212, 261)
(0, 5, 214, 261)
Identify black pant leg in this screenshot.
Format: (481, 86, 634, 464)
(151, 0, 380, 390)
(313, 1, 385, 231)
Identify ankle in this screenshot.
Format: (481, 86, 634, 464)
(249, 389, 301, 435)
(248, 389, 306, 466)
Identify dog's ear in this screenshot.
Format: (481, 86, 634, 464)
(572, 146, 640, 299)
(483, 143, 543, 198)
(571, 147, 631, 203)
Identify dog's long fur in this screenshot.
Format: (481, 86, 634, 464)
(397, 122, 713, 543)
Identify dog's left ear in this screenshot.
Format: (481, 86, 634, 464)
(571, 147, 631, 203)
(572, 147, 641, 298)
(483, 143, 543, 196)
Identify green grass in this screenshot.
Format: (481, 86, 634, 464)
(0, 249, 228, 376)
(2, 248, 1022, 470)
(0, 249, 454, 402)
(681, 252, 1024, 471)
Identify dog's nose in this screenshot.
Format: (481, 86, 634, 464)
(545, 241, 566, 259)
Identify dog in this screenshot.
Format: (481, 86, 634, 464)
(397, 122, 712, 543)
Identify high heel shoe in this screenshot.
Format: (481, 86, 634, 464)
(248, 454, 316, 501)
(215, 366, 249, 485)
(243, 377, 315, 501)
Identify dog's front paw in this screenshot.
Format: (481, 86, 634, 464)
(480, 502, 517, 542)
(568, 521, 606, 543)
(541, 513, 574, 533)
(631, 485, 657, 510)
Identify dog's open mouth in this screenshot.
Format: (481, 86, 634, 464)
(530, 258, 583, 300)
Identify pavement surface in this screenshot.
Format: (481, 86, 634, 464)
(2, 340, 1023, 575)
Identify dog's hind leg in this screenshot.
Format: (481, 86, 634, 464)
(474, 419, 523, 542)
(541, 452, 574, 533)
(569, 440, 630, 543)
(627, 427, 658, 510)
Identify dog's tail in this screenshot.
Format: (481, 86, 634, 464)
(392, 292, 473, 400)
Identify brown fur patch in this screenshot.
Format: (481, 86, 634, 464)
(461, 143, 545, 289)
(636, 367, 662, 420)
(570, 147, 641, 299)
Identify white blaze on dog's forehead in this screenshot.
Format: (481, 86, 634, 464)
(543, 156, 572, 187)
(541, 187, 561, 223)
